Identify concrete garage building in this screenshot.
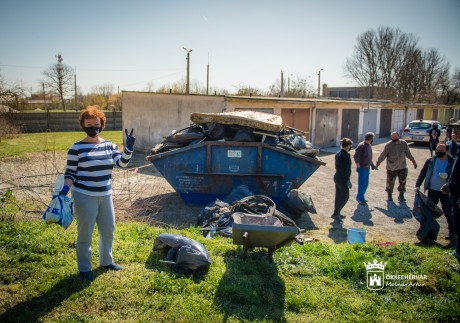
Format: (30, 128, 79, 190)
(122, 91, 459, 152)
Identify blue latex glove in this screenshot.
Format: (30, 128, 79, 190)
(59, 184, 70, 196)
(125, 128, 136, 150)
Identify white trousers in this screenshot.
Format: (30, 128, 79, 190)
(73, 191, 115, 272)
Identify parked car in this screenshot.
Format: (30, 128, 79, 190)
(402, 120, 447, 144)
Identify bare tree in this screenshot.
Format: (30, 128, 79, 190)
(267, 75, 315, 98)
(42, 54, 74, 111)
(156, 77, 205, 94)
(0, 71, 25, 110)
(231, 83, 263, 96)
(144, 81, 155, 92)
(439, 68, 460, 105)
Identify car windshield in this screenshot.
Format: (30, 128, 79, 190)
(409, 122, 431, 129)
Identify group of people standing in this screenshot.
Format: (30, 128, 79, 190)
(333, 121, 460, 261)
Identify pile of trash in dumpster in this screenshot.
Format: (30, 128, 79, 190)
(146, 110, 319, 159)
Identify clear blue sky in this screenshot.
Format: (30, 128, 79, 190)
(1, 0, 459, 95)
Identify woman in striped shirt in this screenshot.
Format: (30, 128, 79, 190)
(61, 106, 135, 282)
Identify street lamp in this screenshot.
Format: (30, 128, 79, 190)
(317, 68, 323, 97)
(182, 47, 192, 94)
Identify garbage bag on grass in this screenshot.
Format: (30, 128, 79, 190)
(282, 189, 317, 217)
(153, 234, 212, 272)
(42, 195, 73, 229)
(412, 191, 442, 241)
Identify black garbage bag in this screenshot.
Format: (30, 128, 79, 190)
(285, 134, 308, 149)
(412, 191, 442, 241)
(282, 189, 317, 217)
(228, 128, 255, 142)
(203, 122, 228, 140)
(197, 199, 231, 226)
(165, 125, 205, 144)
(223, 185, 254, 204)
(153, 234, 212, 272)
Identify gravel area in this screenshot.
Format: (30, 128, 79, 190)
(0, 138, 453, 246)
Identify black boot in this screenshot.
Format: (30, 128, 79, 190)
(387, 193, 393, 202)
(398, 192, 406, 202)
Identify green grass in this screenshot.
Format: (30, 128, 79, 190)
(0, 131, 123, 157)
(0, 220, 459, 322)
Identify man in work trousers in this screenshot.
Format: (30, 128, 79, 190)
(376, 132, 417, 202)
(354, 132, 377, 206)
(442, 122, 460, 260)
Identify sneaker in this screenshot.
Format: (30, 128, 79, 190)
(79, 271, 94, 282)
(331, 213, 345, 219)
(359, 201, 368, 206)
(102, 263, 123, 271)
(387, 194, 393, 202)
(398, 194, 406, 202)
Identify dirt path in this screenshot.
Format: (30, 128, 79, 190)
(0, 139, 453, 246)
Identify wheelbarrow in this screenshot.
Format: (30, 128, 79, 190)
(232, 212, 303, 262)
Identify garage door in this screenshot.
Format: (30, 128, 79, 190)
(362, 109, 378, 139)
(315, 109, 338, 147)
(379, 109, 392, 138)
(341, 109, 359, 143)
(281, 109, 310, 140)
(393, 110, 405, 134)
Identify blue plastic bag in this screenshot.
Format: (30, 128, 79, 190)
(42, 195, 74, 229)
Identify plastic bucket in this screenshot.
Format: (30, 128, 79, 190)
(347, 227, 366, 244)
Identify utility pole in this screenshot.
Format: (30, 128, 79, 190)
(280, 70, 284, 97)
(317, 68, 323, 97)
(206, 53, 210, 95)
(183, 47, 192, 94)
(74, 69, 77, 111)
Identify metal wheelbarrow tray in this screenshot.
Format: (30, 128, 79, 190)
(232, 212, 302, 262)
(149, 141, 325, 206)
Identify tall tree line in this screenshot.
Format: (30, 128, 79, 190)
(345, 26, 458, 104)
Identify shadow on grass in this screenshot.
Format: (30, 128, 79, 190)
(130, 192, 200, 228)
(214, 250, 286, 322)
(374, 201, 412, 224)
(0, 268, 105, 322)
(328, 218, 348, 244)
(144, 247, 209, 282)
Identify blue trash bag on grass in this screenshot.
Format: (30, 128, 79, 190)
(42, 195, 74, 229)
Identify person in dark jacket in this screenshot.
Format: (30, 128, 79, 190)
(442, 122, 460, 260)
(415, 142, 455, 240)
(332, 138, 353, 221)
(427, 122, 441, 156)
(354, 132, 377, 206)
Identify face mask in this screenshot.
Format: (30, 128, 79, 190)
(433, 126, 438, 129)
(391, 139, 399, 143)
(370, 140, 374, 144)
(436, 152, 446, 158)
(84, 126, 102, 138)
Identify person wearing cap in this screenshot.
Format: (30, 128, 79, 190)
(354, 132, 377, 206)
(427, 122, 441, 156)
(376, 132, 417, 202)
(416, 142, 455, 242)
(446, 117, 456, 141)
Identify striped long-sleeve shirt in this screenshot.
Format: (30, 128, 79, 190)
(64, 140, 133, 196)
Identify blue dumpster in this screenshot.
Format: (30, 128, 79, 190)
(150, 141, 325, 206)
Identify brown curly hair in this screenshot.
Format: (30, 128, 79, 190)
(79, 106, 106, 128)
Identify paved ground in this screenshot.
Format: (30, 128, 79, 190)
(0, 137, 454, 247)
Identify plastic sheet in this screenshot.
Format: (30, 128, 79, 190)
(282, 189, 317, 217)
